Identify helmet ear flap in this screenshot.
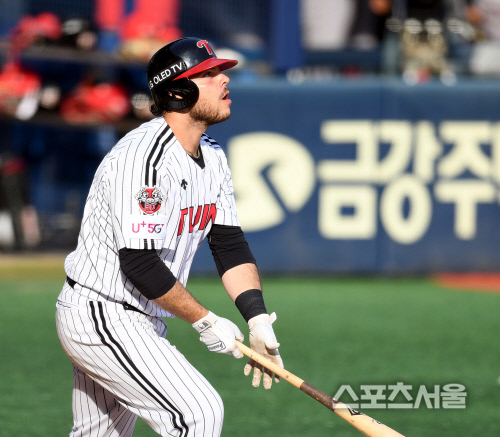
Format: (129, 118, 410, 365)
(152, 78, 199, 111)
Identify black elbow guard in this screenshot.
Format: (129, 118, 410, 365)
(119, 248, 177, 300)
(207, 225, 256, 277)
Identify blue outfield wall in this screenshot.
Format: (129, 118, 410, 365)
(191, 78, 500, 274)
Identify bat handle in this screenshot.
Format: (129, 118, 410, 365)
(236, 340, 304, 389)
(236, 341, 406, 437)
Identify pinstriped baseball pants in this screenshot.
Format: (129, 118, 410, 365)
(56, 299, 224, 437)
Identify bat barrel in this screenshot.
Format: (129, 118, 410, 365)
(299, 382, 405, 437)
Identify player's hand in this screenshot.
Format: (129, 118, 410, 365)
(192, 311, 244, 358)
(245, 312, 283, 389)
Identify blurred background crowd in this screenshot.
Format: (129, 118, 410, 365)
(1, 0, 500, 126)
(1, 0, 500, 99)
(1, 0, 500, 256)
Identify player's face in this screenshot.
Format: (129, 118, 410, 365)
(189, 66, 232, 126)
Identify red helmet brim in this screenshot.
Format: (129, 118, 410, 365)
(174, 58, 238, 80)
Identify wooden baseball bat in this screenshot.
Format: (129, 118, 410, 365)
(236, 341, 405, 437)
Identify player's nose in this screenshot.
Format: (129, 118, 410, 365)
(219, 73, 230, 86)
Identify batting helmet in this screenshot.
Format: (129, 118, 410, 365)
(146, 37, 238, 113)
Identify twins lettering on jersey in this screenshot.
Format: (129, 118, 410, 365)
(177, 203, 217, 235)
(135, 186, 165, 215)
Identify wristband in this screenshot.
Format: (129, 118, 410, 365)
(235, 289, 267, 322)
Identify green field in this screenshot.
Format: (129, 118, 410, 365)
(0, 256, 498, 437)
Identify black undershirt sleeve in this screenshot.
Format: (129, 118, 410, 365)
(207, 224, 256, 277)
(119, 248, 177, 300)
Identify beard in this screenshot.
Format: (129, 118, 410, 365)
(190, 96, 231, 126)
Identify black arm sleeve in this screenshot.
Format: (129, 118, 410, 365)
(235, 289, 268, 322)
(119, 248, 177, 300)
(207, 224, 256, 277)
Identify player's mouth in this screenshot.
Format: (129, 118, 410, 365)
(221, 89, 231, 103)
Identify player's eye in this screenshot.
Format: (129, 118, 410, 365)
(204, 68, 219, 77)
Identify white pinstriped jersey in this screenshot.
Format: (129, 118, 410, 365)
(59, 117, 240, 317)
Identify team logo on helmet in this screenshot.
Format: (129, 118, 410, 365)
(196, 40, 213, 55)
(135, 186, 165, 215)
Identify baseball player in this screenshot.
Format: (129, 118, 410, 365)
(55, 37, 283, 437)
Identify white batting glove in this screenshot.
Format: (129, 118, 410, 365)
(245, 312, 283, 389)
(192, 311, 244, 359)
